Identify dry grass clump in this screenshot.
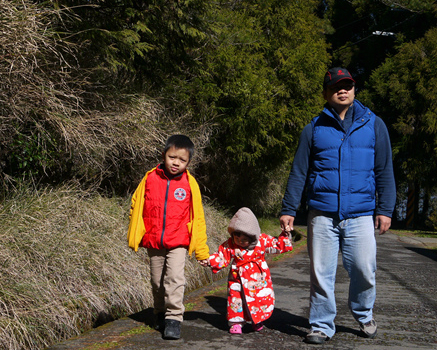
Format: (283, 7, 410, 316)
(0, 0, 213, 191)
(0, 185, 229, 350)
(0, 1, 85, 175)
(0, 185, 147, 350)
(50, 97, 212, 191)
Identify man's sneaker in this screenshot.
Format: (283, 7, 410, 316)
(305, 330, 329, 344)
(359, 318, 377, 338)
(153, 312, 165, 331)
(163, 319, 181, 340)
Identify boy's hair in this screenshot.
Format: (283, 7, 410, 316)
(163, 134, 195, 161)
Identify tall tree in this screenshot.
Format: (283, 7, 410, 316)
(360, 27, 437, 228)
(47, 0, 213, 98)
(323, 0, 436, 85)
(190, 0, 330, 213)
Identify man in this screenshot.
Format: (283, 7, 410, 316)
(280, 67, 396, 344)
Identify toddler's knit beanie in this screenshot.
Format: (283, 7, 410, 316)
(228, 207, 261, 250)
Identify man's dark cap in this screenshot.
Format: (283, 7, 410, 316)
(323, 67, 355, 88)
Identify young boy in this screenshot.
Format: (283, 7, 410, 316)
(127, 134, 209, 340)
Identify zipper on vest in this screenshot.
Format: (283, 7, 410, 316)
(160, 179, 170, 248)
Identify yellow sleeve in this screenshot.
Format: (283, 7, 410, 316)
(187, 172, 209, 260)
(127, 169, 154, 251)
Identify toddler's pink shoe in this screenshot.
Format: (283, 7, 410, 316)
(229, 324, 242, 334)
(252, 322, 264, 332)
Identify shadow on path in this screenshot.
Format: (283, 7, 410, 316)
(406, 246, 437, 262)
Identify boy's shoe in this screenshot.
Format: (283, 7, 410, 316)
(163, 319, 181, 340)
(229, 324, 242, 334)
(153, 312, 165, 331)
(252, 322, 264, 332)
(359, 318, 377, 338)
(305, 330, 329, 344)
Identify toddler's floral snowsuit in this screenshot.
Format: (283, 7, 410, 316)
(210, 233, 292, 325)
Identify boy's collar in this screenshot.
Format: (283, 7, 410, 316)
(157, 163, 184, 179)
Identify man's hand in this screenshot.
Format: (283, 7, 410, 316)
(375, 215, 391, 235)
(280, 215, 295, 234)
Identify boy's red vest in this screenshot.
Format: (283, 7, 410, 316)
(141, 166, 191, 250)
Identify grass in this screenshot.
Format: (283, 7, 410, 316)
(258, 217, 282, 236)
(389, 228, 437, 250)
(0, 184, 230, 350)
(120, 325, 152, 336)
(390, 229, 437, 238)
(207, 285, 227, 295)
(184, 303, 196, 312)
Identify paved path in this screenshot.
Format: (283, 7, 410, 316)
(48, 232, 437, 350)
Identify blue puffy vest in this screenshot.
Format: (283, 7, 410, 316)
(308, 101, 376, 220)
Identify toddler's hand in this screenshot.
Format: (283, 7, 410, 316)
(281, 230, 292, 240)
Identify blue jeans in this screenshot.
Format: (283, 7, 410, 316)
(307, 210, 377, 337)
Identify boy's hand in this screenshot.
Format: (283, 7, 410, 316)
(198, 259, 209, 267)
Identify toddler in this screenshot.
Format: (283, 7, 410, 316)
(207, 207, 292, 334)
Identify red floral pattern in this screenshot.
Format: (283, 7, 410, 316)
(209, 233, 292, 324)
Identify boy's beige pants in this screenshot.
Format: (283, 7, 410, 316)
(147, 247, 187, 322)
